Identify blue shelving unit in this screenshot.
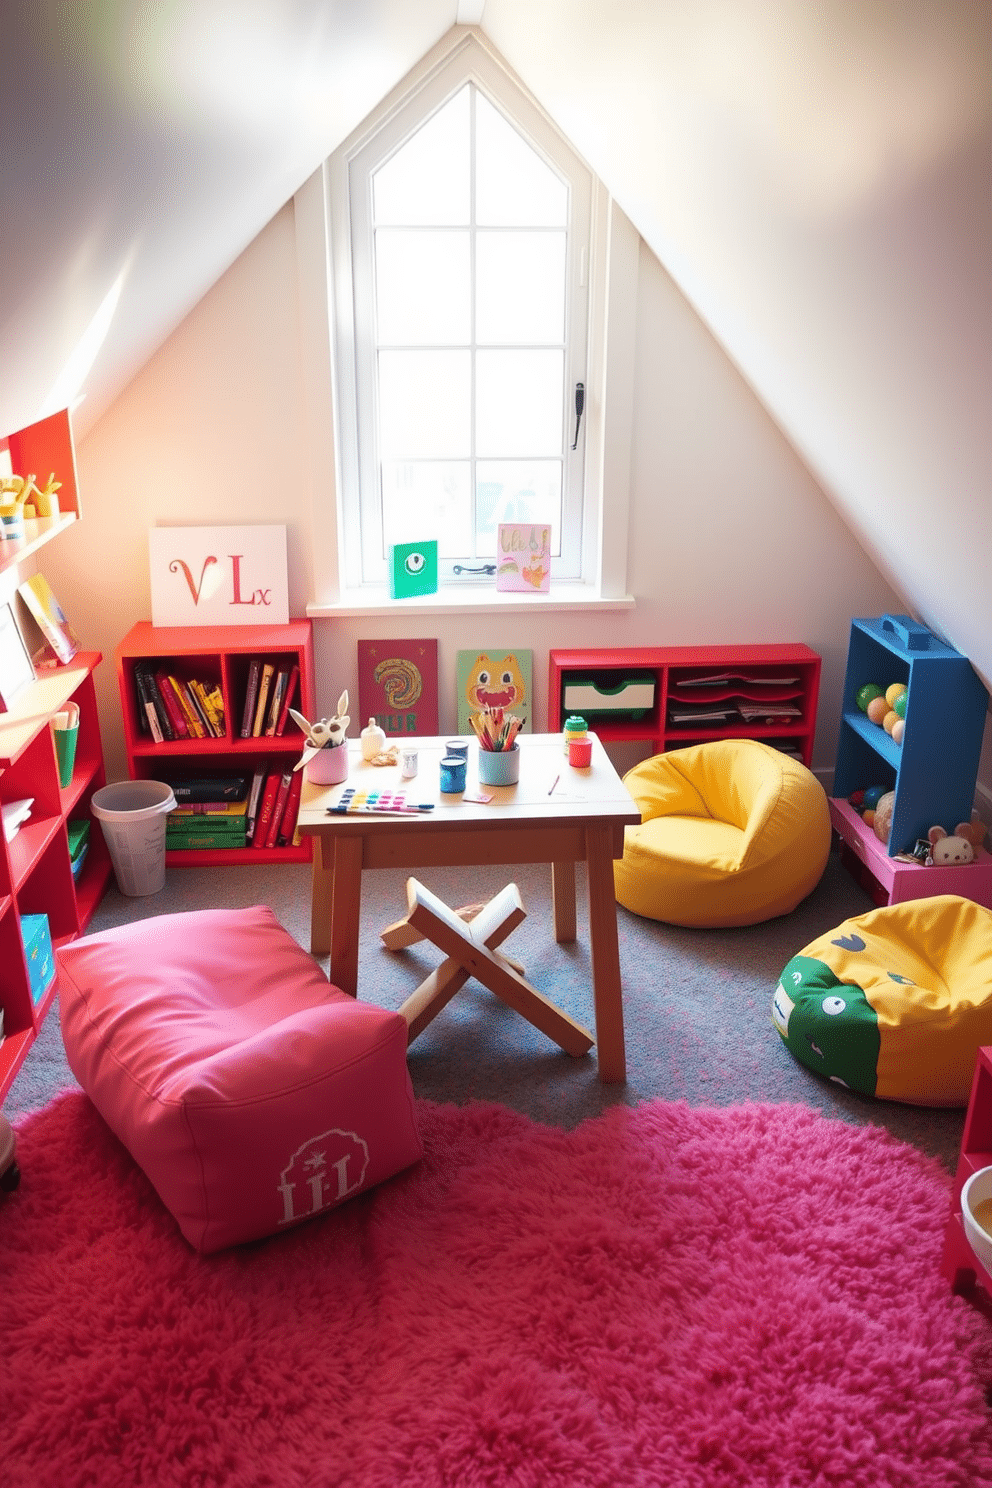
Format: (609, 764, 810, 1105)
(833, 614, 988, 855)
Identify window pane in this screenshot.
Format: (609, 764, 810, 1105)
(378, 350, 471, 459)
(373, 87, 470, 226)
(475, 461, 562, 557)
(375, 230, 470, 344)
(476, 231, 566, 345)
(475, 91, 567, 227)
(476, 350, 564, 457)
(381, 461, 472, 556)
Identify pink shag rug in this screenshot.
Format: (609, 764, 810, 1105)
(4, 1093, 991, 1488)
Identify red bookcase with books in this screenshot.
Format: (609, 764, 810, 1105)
(115, 621, 315, 865)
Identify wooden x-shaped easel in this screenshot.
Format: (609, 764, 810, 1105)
(381, 877, 593, 1059)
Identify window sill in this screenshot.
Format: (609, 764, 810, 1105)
(306, 586, 636, 619)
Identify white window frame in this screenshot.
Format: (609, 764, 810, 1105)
(299, 27, 636, 616)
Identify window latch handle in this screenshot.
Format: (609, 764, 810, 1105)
(571, 381, 585, 451)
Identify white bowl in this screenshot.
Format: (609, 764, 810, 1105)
(961, 1165, 992, 1276)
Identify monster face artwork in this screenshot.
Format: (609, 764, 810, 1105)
(455, 649, 533, 733)
(464, 653, 526, 713)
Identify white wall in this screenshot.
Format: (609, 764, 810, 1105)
(484, 0, 992, 691)
(39, 199, 925, 797)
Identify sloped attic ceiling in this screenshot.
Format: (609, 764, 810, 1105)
(2, 1, 989, 684)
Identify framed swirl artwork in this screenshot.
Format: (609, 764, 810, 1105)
(357, 639, 439, 738)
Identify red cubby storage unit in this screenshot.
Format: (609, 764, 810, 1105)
(548, 644, 821, 766)
(0, 654, 113, 1100)
(942, 1047, 992, 1310)
(115, 621, 315, 866)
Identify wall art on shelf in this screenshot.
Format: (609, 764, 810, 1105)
(148, 525, 289, 627)
(357, 639, 439, 737)
(495, 523, 551, 592)
(0, 600, 36, 711)
(388, 540, 438, 599)
(17, 572, 80, 664)
(456, 648, 533, 735)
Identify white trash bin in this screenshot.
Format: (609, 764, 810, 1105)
(91, 780, 177, 896)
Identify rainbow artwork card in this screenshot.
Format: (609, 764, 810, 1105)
(495, 524, 551, 593)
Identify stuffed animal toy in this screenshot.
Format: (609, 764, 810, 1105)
(926, 823, 975, 866)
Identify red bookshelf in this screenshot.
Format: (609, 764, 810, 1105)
(0, 654, 113, 1099)
(942, 1047, 992, 1310)
(548, 644, 821, 766)
(115, 621, 315, 865)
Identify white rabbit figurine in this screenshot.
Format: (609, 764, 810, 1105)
(290, 691, 350, 771)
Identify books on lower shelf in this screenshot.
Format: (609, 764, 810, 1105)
(161, 766, 302, 851)
(245, 764, 303, 848)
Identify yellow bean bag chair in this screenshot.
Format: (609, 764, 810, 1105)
(614, 739, 831, 927)
(773, 895, 992, 1106)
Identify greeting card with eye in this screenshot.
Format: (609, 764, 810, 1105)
(388, 540, 438, 599)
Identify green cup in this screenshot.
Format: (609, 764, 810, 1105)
(54, 724, 79, 789)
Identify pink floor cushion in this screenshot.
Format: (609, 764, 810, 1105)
(57, 905, 423, 1253)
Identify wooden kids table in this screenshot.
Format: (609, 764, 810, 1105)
(295, 733, 641, 1082)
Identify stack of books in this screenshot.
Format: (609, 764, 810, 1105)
(133, 663, 226, 742)
(245, 763, 304, 849)
(164, 776, 250, 851)
(240, 660, 300, 738)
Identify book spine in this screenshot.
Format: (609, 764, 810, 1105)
(274, 664, 300, 737)
(166, 832, 246, 851)
(264, 771, 294, 849)
(276, 767, 304, 846)
(188, 678, 221, 737)
(252, 771, 283, 848)
(240, 658, 262, 738)
(244, 765, 268, 845)
(203, 683, 226, 736)
(137, 663, 176, 742)
(152, 669, 189, 739)
(184, 678, 215, 737)
(168, 777, 249, 802)
(264, 670, 290, 737)
(251, 664, 276, 737)
(166, 675, 206, 738)
(132, 665, 163, 743)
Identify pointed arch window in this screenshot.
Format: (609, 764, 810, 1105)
(328, 35, 597, 592)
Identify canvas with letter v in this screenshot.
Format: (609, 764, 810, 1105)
(148, 526, 289, 626)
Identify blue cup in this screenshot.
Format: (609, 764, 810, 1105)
(439, 755, 467, 793)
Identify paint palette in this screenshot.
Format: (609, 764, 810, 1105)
(326, 788, 435, 816)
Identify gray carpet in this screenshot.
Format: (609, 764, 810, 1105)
(6, 849, 967, 1173)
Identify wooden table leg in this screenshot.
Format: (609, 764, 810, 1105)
(399, 881, 528, 1042)
(551, 859, 577, 943)
(310, 836, 333, 957)
(585, 824, 627, 1083)
(407, 880, 593, 1058)
(328, 835, 363, 998)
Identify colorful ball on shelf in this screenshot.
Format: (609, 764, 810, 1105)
(862, 785, 887, 810)
(882, 710, 899, 735)
(891, 718, 905, 745)
(856, 683, 884, 713)
(873, 790, 896, 843)
(866, 696, 889, 726)
(892, 690, 907, 719)
(885, 683, 907, 708)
